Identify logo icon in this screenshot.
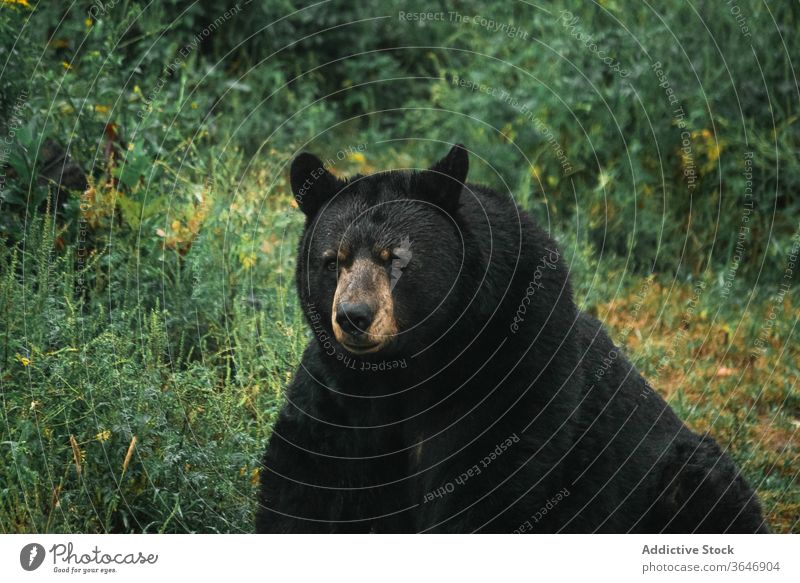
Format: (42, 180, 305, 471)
(20, 543, 46, 571)
(390, 236, 413, 291)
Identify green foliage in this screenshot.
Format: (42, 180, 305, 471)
(0, 212, 306, 532)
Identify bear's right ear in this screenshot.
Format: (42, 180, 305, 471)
(290, 152, 342, 218)
(419, 143, 469, 214)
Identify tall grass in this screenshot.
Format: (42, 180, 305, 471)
(0, 209, 306, 532)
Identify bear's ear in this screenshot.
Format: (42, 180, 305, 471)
(420, 144, 469, 213)
(290, 152, 343, 218)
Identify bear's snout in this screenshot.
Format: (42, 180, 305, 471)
(332, 257, 398, 354)
(336, 302, 375, 337)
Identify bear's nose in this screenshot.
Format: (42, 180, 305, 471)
(336, 302, 374, 337)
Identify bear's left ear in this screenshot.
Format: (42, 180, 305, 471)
(290, 152, 344, 218)
(420, 143, 469, 214)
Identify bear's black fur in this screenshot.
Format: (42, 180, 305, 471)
(256, 145, 768, 533)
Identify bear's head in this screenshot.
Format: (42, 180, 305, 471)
(290, 144, 470, 358)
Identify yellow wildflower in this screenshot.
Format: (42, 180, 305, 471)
(15, 353, 30, 367)
(707, 142, 722, 165)
(500, 122, 515, 143)
(241, 254, 257, 269)
(96, 430, 112, 442)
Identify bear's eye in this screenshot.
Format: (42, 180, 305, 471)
(378, 248, 392, 264)
(324, 258, 338, 272)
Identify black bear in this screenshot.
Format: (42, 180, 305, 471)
(256, 144, 768, 533)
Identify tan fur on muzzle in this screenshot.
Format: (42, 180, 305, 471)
(332, 258, 397, 353)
